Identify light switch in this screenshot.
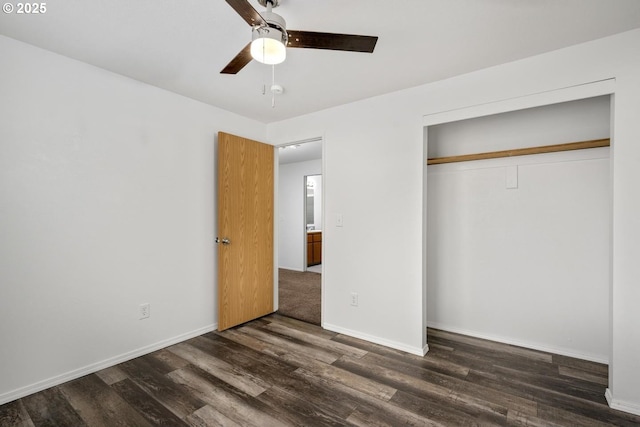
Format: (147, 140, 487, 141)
(336, 213, 343, 227)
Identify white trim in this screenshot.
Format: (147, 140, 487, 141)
(427, 322, 608, 364)
(606, 388, 614, 406)
(606, 388, 640, 416)
(320, 133, 326, 329)
(323, 322, 426, 356)
(0, 323, 217, 406)
(423, 78, 616, 126)
(273, 146, 280, 311)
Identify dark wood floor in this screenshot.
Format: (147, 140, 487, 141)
(2, 314, 639, 426)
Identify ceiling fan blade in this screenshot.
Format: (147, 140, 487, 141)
(221, 43, 253, 74)
(286, 30, 378, 53)
(225, 0, 267, 27)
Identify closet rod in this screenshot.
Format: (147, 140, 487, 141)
(427, 138, 610, 165)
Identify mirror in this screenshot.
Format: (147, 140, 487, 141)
(306, 175, 322, 231)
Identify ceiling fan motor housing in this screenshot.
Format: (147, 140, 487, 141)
(261, 11, 286, 34)
(252, 10, 288, 46)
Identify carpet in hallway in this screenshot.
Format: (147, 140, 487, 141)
(277, 268, 321, 325)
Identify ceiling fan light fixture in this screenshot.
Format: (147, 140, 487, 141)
(251, 27, 287, 65)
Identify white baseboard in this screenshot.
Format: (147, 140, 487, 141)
(323, 322, 426, 356)
(606, 388, 640, 416)
(0, 323, 217, 406)
(605, 388, 614, 406)
(427, 322, 608, 364)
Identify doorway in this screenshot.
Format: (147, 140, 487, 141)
(276, 139, 323, 325)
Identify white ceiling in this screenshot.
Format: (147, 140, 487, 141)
(2, 1, 640, 124)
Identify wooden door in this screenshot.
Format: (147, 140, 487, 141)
(217, 132, 274, 331)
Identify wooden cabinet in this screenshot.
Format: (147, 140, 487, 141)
(307, 231, 322, 266)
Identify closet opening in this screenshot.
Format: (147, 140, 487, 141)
(425, 95, 611, 364)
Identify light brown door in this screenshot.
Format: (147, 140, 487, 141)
(217, 132, 274, 331)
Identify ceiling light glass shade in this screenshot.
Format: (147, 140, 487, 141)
(251, 27, 287, 65)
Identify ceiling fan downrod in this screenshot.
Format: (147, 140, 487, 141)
(258, 0, 280, 9)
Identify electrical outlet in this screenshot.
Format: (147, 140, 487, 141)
(350, 292, 358, 307)
(139, 303, 150, 320)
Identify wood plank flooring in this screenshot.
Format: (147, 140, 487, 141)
(2, 314, 639, 426)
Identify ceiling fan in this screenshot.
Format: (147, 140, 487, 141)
(221, 0, 379, 74)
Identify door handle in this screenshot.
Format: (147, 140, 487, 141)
(215, 237, 231, 245)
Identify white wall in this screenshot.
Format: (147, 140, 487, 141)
(427, 149, 610, 362)
(0, 35, 266, 403)
(278, 159, 321, 271)
(427, 96, 611, 158)
(267, 29, 640, 414)
(269, 96, 428, 355)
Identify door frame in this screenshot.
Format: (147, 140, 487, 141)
(422, 79, 615, 375)
(273, 137, 325, 322)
